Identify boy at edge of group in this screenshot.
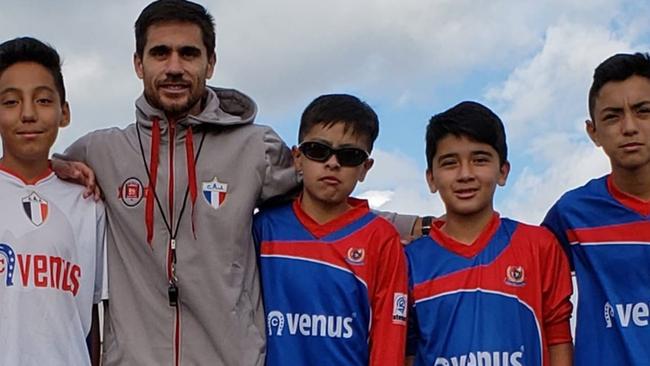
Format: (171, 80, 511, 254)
(253, 94, 408, 366)
(405, 101, 573, 366)
(542, 52, 650, 365)
(0, 37, 104, 366)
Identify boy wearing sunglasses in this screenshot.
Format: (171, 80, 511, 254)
(253, 94, 408, 366)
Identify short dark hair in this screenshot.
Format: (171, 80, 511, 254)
(135, 0, 216, 58)
(588, 52, 650, 121)
(425, 101, 507, 171)
(0, 37, 66, 105)
(298, 94, 380, 152)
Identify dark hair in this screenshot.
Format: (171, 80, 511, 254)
(425, 101, 507, 171)
(135, 0, 216, 58)
(588, 52, 650, 121)
(299, 94, 380, 152)
(0, 37, 66, 104)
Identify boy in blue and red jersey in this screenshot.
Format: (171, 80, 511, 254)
(542, 53, 650, 365)
(405, 101, 573, 366)
(253, 94, 408, 366)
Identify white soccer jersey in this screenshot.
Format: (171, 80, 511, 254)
(0, 167, 105, 366)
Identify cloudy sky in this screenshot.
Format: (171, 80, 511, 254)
(2, 0, 649, 223)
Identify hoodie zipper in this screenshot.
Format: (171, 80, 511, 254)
(167, 120, 182, 366)
(137, 118, 207, 366)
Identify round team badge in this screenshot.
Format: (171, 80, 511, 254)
(505, 265, 526, 286)
(346, 247, 365, 265)
(119, 177, 144, 207)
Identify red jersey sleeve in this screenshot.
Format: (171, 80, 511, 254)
(369, 224, 408, 366)
(540, 228, 574, 345)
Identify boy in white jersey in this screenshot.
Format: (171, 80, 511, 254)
(0, 37, 104, 366)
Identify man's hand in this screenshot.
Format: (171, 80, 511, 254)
(51, 158, 101, 200)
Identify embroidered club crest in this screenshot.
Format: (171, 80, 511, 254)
(119, 177, 144, 207)
(202, 177, 228, 209)
(22, 192, 49, 226)
(346, 247, 365, 265)
(505, 265, 526, 286)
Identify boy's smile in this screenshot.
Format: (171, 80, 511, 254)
(426, 135, 509, 223)
(293, 122, 374, 223)
(0, 62, 69, 180)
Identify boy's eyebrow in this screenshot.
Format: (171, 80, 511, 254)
(0, 85, 56, 95)
(599, 105, 624, 115)
(599, 100, 650, 114)
(437, 152, 458, 161)
(471, 150, 494, 156)
(306, 138, 363, 149)
(631, 100, 650, 109)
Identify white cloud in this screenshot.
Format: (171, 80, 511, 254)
(355, 149, 444, 216)
(501, 137, 610, 224)
(486, 22, 632, 141)
(484, 21, 636, 223)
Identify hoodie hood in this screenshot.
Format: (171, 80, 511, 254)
(135, 86, 257, 131)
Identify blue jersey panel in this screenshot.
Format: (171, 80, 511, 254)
(413, 290, 540, 366)
(262, 257, 370, 366)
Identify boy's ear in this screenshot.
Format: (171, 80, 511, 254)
(357, 158, 374, 182)
(59, 101, 71, 128)
(134, 53, 144, 80)
(291, 145, 303, 172)
(497, 161, 511, 187)
(585, 119, 601, 147)
(425, 169, 437, 193)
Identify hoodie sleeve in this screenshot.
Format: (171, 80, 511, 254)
(55, 132, 94, 163)
(373, 210, 418, 241)
(257, 127, 299, 206)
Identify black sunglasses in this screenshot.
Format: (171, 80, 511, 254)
(298, 141, 369, 167)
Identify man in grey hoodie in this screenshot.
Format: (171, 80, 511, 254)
(57, 1, 420, 365)
(60, 1, 297, 365)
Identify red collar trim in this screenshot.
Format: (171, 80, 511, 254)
(0, 161, 54, 185)
(429, 212, 501, 258)
(293, 196, 370, 239)
(607, 175, 650, 216)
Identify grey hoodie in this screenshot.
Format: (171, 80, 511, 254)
(64, 87, 298, 365)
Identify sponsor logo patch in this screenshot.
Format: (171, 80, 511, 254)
(22, 192, 48, 226)
(505, 265, 525, 286)
(202, 177, 228, 209)
(118, 177, 144, 207)
(392, 293, 407, 324)
(346, 247, 365, 265)
(0, 242, 81, 295)
(267, 310, 354, 338)
(435, 347, 524, 366)
(604, 300, 650, 328)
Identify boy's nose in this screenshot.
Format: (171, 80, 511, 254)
(324, 153, 341, 169)
(456, 162, 475, 181)
(620, 113, 640, 135)
(21, 101, 37, 123)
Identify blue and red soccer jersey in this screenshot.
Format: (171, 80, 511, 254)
(253, 198, 408, 366)
(543, 175, 650, 365)
(406, 214, 573, 366)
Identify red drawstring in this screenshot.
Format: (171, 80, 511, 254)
(144, 117, 198, 247)
(185, 127, 198, 239)
(145, 118, 161, 246)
